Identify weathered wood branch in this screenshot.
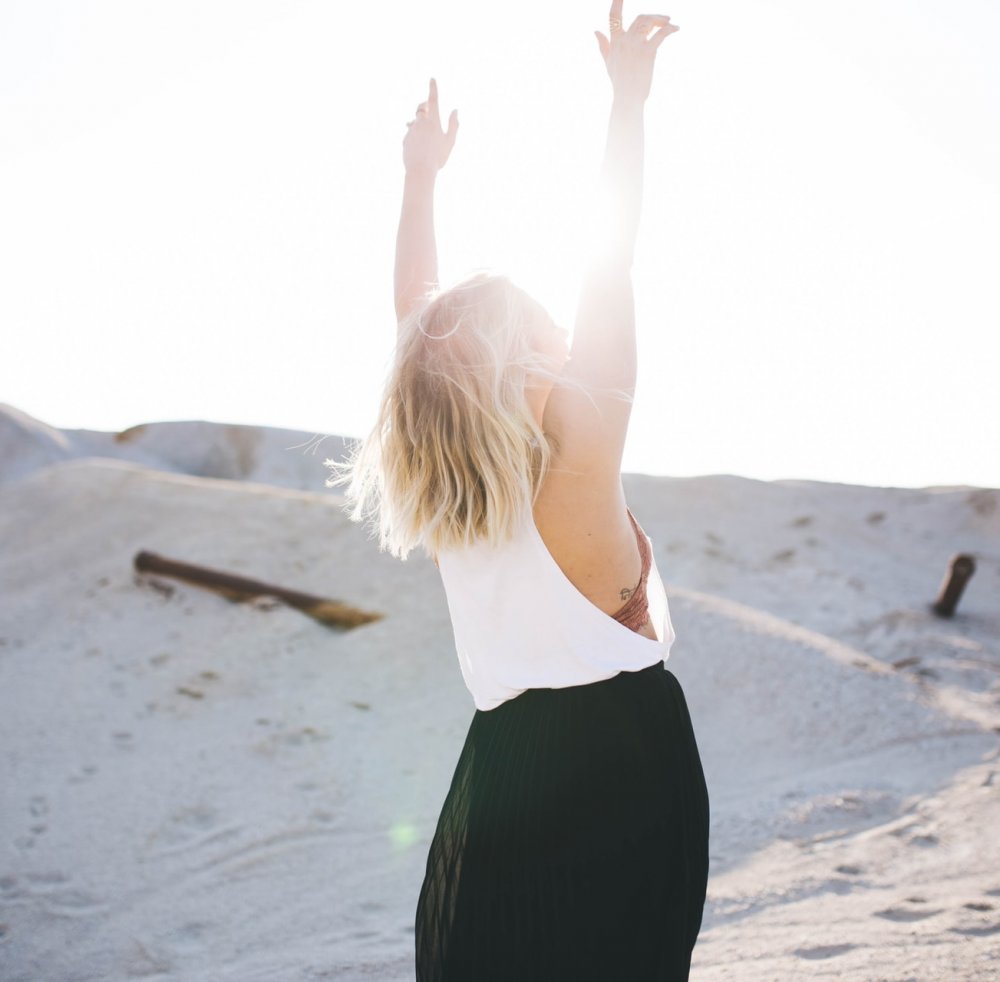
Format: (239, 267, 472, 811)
(931, 553, 976, 618)
(133, 550, 382, 629)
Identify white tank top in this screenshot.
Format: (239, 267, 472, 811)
(436, 507, 676, 711)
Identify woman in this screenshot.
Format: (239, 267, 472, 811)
(331, 3, 709, 978)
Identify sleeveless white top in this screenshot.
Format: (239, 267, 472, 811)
(436, 507, 676, 711)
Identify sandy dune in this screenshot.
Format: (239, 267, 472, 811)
(0, 402, 348, 491)
(1, 404, 998, 980)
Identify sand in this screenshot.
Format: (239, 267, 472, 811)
(1, 403, 998, 981)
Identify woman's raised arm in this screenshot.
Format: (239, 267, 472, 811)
(545, 3, 678, 477)
(393, 78, 459, 326)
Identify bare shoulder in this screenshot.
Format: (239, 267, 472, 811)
(541, 368, 633, 476)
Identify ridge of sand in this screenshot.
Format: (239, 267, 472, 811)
(0, 402, 350, 492)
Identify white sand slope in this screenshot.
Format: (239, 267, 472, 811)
(0, 402, 349, 491)
(1, 408, 998, 981)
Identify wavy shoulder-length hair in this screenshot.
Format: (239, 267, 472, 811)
(325, 270, 572, 561)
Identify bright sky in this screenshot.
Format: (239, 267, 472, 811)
(2, 0, 997, 489)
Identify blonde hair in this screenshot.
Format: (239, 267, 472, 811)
(326, 271, 570, 560)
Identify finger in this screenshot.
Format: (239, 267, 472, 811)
(594, 30, 610, 61)
(445, 108, 459, 147)
(631, 14, 671, 36)
(650, 22, 679, 46)
(608, 0, 624, 31)
(647, 18, 678, 42)
(428, 77, 439, 116)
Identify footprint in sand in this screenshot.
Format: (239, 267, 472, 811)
(951, 921, 1000, 937)
(793, 943, 856, 960)
(252, 726, 330, 757)
(14, 800, 50, 848)
(875, 897, 943, 922)
(0, 874, 26, 901)
(17, 871, 106, 917)
(889, 822, 940, 848)
(67, 763, 99, 785)
(949, 898, 1000, 938)
(40, 887, 106, 916)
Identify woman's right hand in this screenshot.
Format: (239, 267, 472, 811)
(594, 0, 679, 105)
(403, 78, 459, 176)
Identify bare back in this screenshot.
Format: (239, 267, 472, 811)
(532, 419, 657, 641)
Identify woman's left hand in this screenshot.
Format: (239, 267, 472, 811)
(403, 78, 459, 176)
(594, 1, 679, 106)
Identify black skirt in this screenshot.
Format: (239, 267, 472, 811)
(415, 661, 710, 981)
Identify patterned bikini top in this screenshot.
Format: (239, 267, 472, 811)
(610, 508, 652, 632)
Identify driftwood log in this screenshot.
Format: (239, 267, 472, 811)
(133, 550, 382, 629)
(931, 553, 976, 618)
